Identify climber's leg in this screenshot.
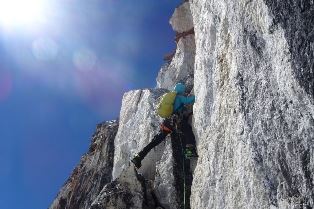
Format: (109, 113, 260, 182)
(181, 116, 198, 158)
(132, 119, 173, 168)
(132, 132, 168, 168)
(138, 131, 168, 159)
(181, 117, 196, 145)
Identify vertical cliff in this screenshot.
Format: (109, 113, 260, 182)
(190, 0, 314, 208)
(50, 0, 314, 209)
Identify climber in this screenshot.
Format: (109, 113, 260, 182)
(131, 82, 197, 169)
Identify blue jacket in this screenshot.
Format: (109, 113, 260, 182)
(173, 83, 195, 112)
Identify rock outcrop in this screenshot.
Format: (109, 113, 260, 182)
(50, 121, 118, 209)
(157, 1, 195, 91)
(90, 166, 145, 209)
(50, 0, 314, 209)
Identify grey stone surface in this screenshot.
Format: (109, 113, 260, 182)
(90, 166, 144, 209)
(263, 0, 314, 97)
(154, 137, 179, 209)
(190, 0, 314, 208)
(112, 89, 165, 180)
(170, 2, 194, 33)
(156, 35, 195, 91)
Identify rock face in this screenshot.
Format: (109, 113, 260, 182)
(264, 0, 314, 97)
(50, 0, 314, 209)
(90, 166, 145, 209)
(112, 89, 164, 180)
(157, 1, 195, 91)
(49, 121, 118, 209)
(190, 0, 314, 208)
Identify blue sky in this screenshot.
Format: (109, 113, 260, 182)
(0, 1, 180, 208)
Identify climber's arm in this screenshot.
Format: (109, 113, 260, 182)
(180, 95, 195, 105)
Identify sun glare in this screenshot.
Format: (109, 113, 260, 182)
(0, 0, 45, 27)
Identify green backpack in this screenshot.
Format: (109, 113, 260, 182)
(157, 91, 177, 118)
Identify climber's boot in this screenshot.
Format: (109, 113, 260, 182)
(185, 145, 198, 159)
(131, 155, 142, 169)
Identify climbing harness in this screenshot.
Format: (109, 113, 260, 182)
(160, 123, 172, 133)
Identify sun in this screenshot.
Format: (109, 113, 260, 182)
(0, 0, 45, 27)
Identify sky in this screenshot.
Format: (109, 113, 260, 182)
(0, 0, 181, 208)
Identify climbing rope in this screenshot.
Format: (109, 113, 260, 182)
(174, 112, 194, 209)
(179, 132, 187, 209)
(175, 120, 187, 209)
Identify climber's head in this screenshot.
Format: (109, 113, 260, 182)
(174, 83, 186, 95)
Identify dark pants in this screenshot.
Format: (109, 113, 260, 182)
(179, 117, 196, 146)
(137, 131, 169, 160)
(137, 115, 196, 161)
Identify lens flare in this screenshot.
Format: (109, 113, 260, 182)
(0, 0, 45, 27)
(73, 48, 97, 71)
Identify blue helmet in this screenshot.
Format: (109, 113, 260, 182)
(174, 83, 186, 95)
